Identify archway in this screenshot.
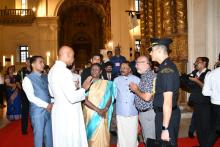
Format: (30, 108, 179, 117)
(57, 1, 105, 68)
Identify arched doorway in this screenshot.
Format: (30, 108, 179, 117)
(58, 2, 105, 68)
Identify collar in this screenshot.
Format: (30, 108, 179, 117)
(196, 68, 207, 77)
(32, 71, 42, 77)
(159, 58, 169, 68)
(141, 68, 151, 76)
(158, 58, 170, 70)
(143, 68, 151, 74)
(122, 74, 131, 78)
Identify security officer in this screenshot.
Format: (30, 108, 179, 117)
(149, 38, 181, 145)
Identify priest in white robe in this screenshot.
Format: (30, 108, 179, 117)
(48, 46, 92, 147)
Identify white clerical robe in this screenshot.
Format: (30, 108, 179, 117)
(48, 60, 88, 147)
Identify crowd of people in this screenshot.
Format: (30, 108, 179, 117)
(0, 38, 220, 147)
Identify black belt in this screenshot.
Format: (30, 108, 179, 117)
(154, 106, 178, 113)
(139, 108, 152, 112)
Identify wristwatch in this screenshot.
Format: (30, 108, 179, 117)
(162, 126, 168, 130)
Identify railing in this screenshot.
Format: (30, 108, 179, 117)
(0, 9, 36, 24)
(0, 9, 35, 16)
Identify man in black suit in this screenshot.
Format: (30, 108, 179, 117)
(81, 54, 101, 85)
(188, 57, 211, 147)
(102, 61, 115, 81)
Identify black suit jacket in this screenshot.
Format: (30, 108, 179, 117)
(102, 72, 116, 81)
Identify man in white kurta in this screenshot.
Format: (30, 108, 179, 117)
(48, 46, 90, 147)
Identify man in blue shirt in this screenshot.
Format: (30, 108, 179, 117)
(110, 46, 126, 76)
(114, 61, 140, 147)
(129, 56, 156, 143)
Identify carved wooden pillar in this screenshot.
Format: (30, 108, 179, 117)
(140, 0, 188, 106)
(140, 0, 154, 55)
(140, 0, 147, 54)
(147, 0, 155, 38)
(174, 0, 188, 105)
(176, 0, 187, 34)
(155, 0, 163, 37)
(103, 0, 111, 44)
(162, 0, 173, 36)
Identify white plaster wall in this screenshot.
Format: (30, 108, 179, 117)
(187, 0, 220, 72)
(206, 0, 220, 68)
(111, 0, 134, 60)
(47, 0, 62, 16)
(0, 17, 58, 69)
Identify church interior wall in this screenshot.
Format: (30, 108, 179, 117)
(0, 0, 15, 9)
(187, 0, 220, 72)
(0, 17, 58, 72)
(0, 0, 219, 73)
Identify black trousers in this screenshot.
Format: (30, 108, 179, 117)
(0, 84, 4, 105)
(155, 107, 181, 144)
(194, 104, 211, 147)
(21, 92, 29, 134)
(189, 110, 196, 133)
(208, 104, 220, 146)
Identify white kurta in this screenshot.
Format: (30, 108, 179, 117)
(48, 61, 88, 147)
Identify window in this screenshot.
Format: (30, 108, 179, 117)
(135, 40, 141, 51)
(19, 46, 29, 63)
(135, 0, 140, 12)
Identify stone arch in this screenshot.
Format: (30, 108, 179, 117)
(54, 0, 106, 18)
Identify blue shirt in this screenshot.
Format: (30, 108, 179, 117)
(114, 75, 140, 116)
(110, 56, 126, 76)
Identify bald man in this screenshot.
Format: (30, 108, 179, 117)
(48, 46, 91, 147)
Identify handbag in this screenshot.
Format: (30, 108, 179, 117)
(146, 138, 177, 147)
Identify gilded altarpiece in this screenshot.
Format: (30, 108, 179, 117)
(140, 0, 188, 105)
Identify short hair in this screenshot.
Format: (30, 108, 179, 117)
(115, 46, 120, 50)
(92, 53, 101, 59)
(91, 63, 102, 71)
(135, 51, 140, 56)
(198, 57, 209, 68)
(104, 61, 113, 68)
(107, 51, 113, 54)
(30, 56, 44, 71)
(121, 61, 131, 68)
(153, 44, 168, 53)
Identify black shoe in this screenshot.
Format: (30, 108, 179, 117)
(188, 131, 195, 138)
(22, 131, 28, 135)
(110, 131, 117, 137)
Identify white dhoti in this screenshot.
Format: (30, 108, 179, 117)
(116, 115, 138, 147)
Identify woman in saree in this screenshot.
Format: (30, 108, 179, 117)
(84, 63, 116, 147)
(5, 66, 22, 120)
